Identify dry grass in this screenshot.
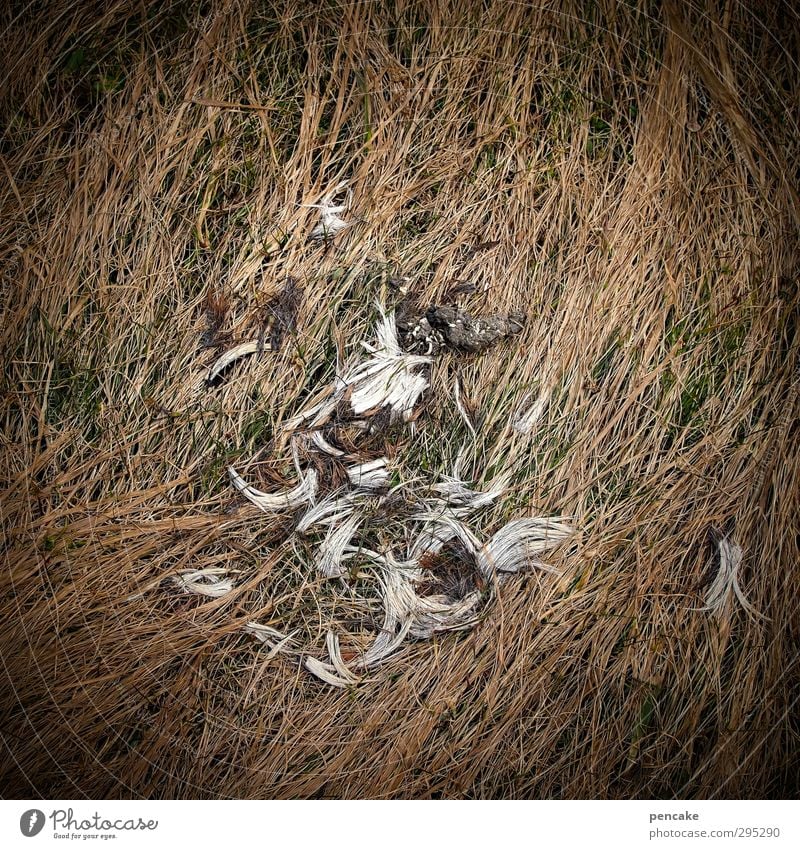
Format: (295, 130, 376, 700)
(1, 0, 799, 798)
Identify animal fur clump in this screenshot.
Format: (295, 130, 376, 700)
(396, 303, 524, 354)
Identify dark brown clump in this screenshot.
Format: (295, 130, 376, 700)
(257, 277, 304, 351)
(318, 403, 409, 461)
(200, 287, 232, 348)
(417, 538, 487, 600)
(396, 301, 525, 354)
(306, 452, 352, 496)
(425, 305, 525, 353)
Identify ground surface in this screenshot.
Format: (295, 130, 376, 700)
(1, 0, 799, 798)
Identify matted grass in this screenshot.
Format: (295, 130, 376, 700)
(1, 0, 798, 798)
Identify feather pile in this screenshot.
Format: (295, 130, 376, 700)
(212, 306, 573, 685)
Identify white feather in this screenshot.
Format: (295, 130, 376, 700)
(174, 568, 234, 598)
(703, 536, 757, 618)
(207, 340, 267, 383)
(316, 514, 363, 578)
(477, 517, 572, 578)
(228, 466, 317, 512)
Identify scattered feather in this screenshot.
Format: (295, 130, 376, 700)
(325, 631, 360, 682)
(477, 517, 573, 578)
(347, 457, 390, 490)
(206, 340, 267, 384)
(228, 466, 317, 512)
(703, 535, 758, 618)
(304, 655, 354, 687)
(513, 389, 550, 434)
(174, 568, 234, 597)
(305, 182, 352, 241)
(309, 430, 345, 457)
(244, 623, 298, 657)
(357, 608, 414, 668)
(316, 514, 363, 577)
(282, 392, 339, 432)
(282, 308, 430, 430)
(296, 489, 359, 533)
(410, 507, 481, 558)
(453, 377, 477, 438)
(432, 468, 509, 511)
(345, 307, 431, 419)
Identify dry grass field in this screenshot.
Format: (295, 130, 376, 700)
(1, 0, 798, 798)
